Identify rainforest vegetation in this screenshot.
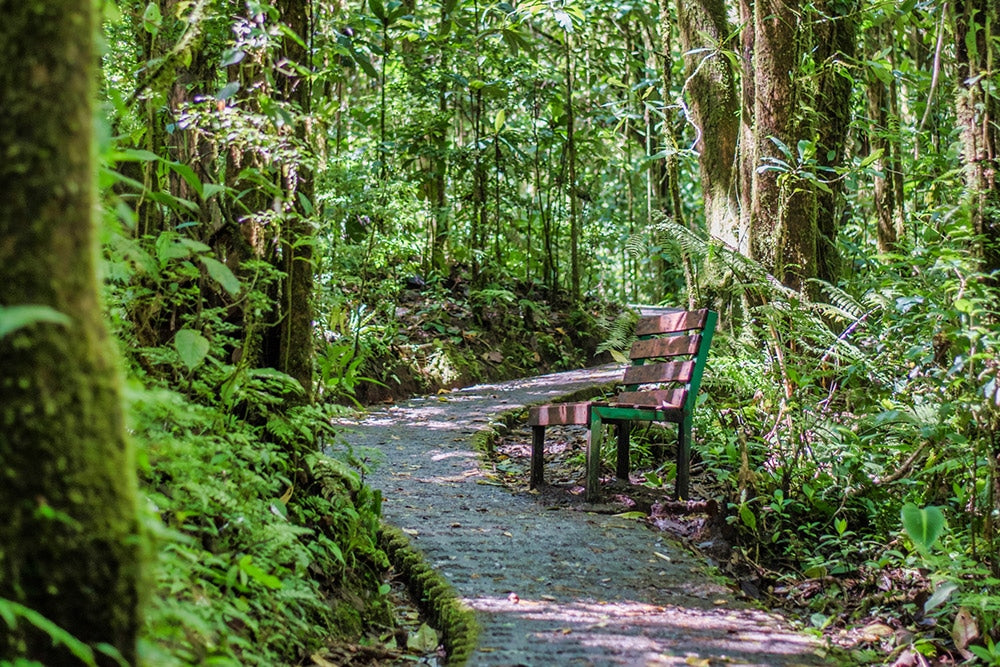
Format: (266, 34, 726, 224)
(1, 0, 998, 664)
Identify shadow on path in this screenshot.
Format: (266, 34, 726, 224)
(340, 366, 833, 666)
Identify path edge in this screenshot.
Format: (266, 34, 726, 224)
(472, 380, 617, 454)
(378, 524, 479, 665)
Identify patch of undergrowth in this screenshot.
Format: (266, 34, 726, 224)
(670, 225, 1000, 664)
(317, 262, 623, 404)
(130, 384, 391, 665)
(100, 226, 397, 664)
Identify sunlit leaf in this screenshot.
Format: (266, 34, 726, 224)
(924, 581, 958, 614)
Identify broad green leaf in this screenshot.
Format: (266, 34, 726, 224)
(407, 623, 439, 652)
(739, 504, 757, 532)
(923, 581, 958, 614)
(142, 1, 162, 33)
(610, 349, 630, 364)
(0, 305, 71, 339)
(200, 257, 241, 296)
(494, 109, 506, 133)
(901, 503, 945, 553)
(220, 48, 245, 67)
(175, 329, 211, 371)
(216, 81, 240, 101)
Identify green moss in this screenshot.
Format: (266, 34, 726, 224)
(378, 525, 479, 666)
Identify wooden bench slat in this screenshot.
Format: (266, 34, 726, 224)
(528, 402, 590, 426)
(614, 388, 686, 410)
(635, 309, 708, 337)
(622, 360, 695, 386)
(629, 335, 701, 360)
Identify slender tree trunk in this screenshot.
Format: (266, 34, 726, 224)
(738, 0, 756, 249)
(954, 0, 1000, 273)
(430, 1, 450, 273)
(867, 23, 906, 253)
(566, 31, 581, 301)
(276, 0, 315, 398)
(0, 2, 142, 662)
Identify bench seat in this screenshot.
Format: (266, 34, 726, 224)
(527, 308, 717, 502)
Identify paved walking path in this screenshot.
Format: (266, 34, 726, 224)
(344, 367, 832, 666)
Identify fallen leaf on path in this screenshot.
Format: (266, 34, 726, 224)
(859, 622, 895, 643)
(684, 658, 710, 667)
(407, 623, 440, 652)
(401, 528, 419, 536)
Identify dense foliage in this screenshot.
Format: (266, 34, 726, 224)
(1, 0, 998, 664)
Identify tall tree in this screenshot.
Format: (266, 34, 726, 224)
(747, 0, 817, 291)
(676, 0, 741, 250)
(276, 0, 316, 397)
(0, 0, 142, 662)
(811, 0, 856, 283)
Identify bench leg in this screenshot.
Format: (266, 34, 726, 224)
(675, 416, 691, 500)
(530, 425, 545, 488)
(615, 422, 631, 481)
(585, 414, 604, 503)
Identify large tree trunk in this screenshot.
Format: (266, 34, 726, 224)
(676, 0, 741, 251)
(0, 2, 142, 662)
(748, 0, 817, 291)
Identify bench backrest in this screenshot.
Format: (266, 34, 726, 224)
(617, 309, 717, 414)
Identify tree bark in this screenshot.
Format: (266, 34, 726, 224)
(277, 0, 316, 398)
(748, 0, 817, 291)
(676, 0, 741, 251)
(0, 1, 142, 662)
(954, 0, 1000, 274)
(866, 22, 906, 254)
(812, 0, 856, 283)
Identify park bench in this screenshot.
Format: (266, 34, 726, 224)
(527, 308, 717, 502)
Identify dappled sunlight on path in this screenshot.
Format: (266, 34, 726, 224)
(343, 366, 833, 666)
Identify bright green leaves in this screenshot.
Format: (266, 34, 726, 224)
(175, 328, 211, 371)
(142, 2, 162, 35)
(152, 232, 242, 296)
(901, 503, 946, 554)
(0, 305, 71, 340)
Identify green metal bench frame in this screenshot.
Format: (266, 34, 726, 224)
(527, 308, 717, 502)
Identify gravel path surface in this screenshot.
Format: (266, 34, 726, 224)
(343, 366, 833, 666)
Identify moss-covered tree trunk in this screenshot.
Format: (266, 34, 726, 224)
(676, 0, 741, 251)
(748, 0, 817, 291)
(0, 1, 142, 663)
(812, 0, 856, 284)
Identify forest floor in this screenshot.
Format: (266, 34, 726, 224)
(334, 365, 841, 666)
